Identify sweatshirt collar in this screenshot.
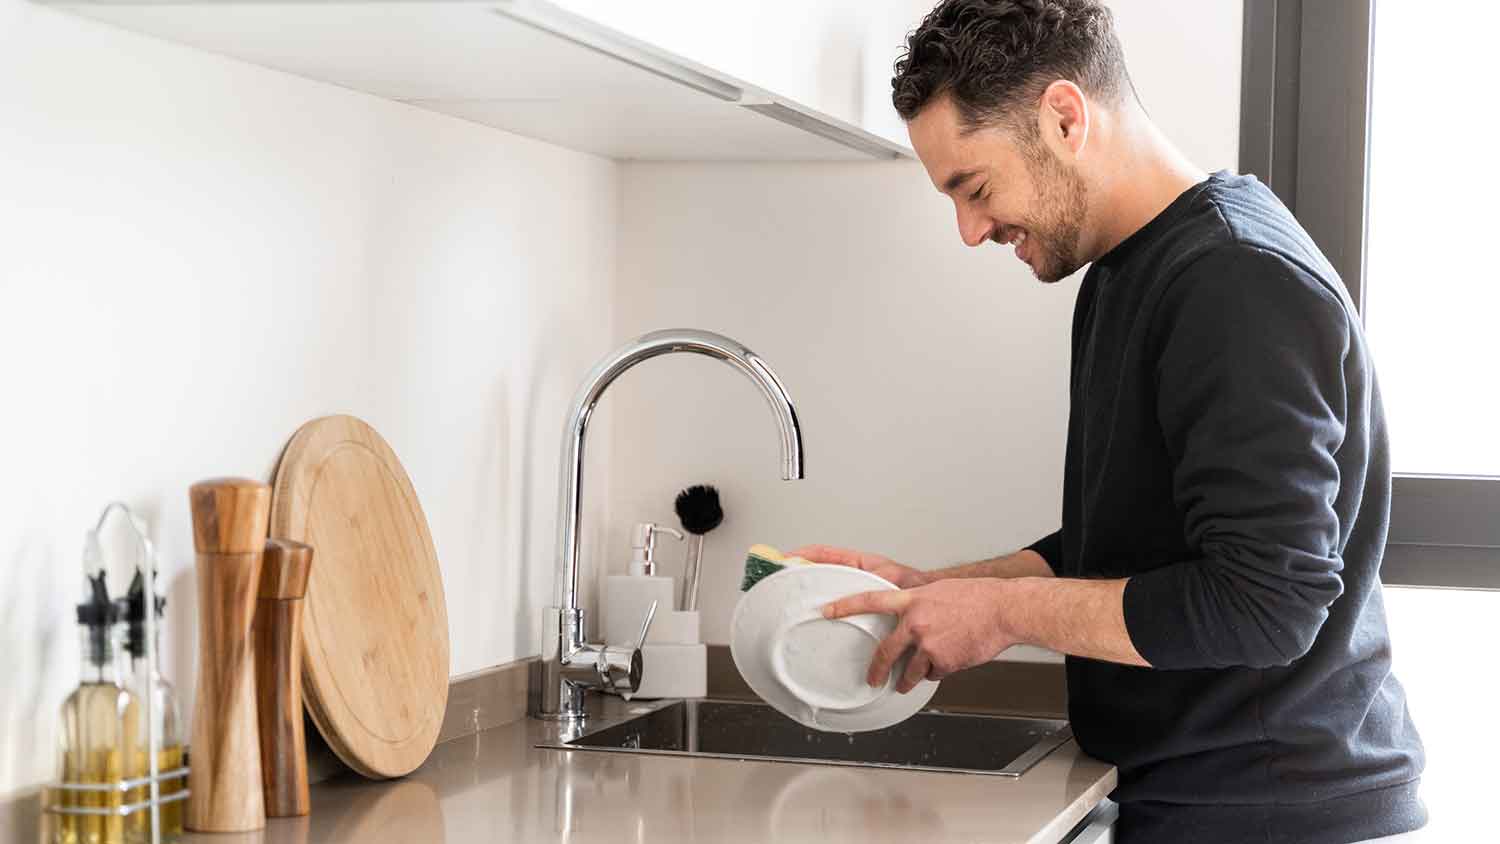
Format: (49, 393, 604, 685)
(1093, 170, 1229, 270)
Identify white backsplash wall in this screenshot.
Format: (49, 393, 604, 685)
(603, 0, 1244, 647)
(0, 0, 616, 803)
(603, 160, 1074, 646)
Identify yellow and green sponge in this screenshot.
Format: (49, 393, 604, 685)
(740, 544, 813, 591)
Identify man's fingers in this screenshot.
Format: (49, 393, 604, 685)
(789, 544, 865, 568)
(868, 624, 915, 688)
(897, 652, 931, 694)
(822, 589, 909, 620)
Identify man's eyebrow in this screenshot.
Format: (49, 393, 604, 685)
(943, 168, 982, 193)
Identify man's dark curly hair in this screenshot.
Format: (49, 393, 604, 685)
(892, 0, 1132, 134)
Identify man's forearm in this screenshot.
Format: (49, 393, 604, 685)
(994, 576, 1151, 667)
(923, 549, 1054, 583)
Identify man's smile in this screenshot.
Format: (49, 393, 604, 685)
(994, 226, 1032, 265)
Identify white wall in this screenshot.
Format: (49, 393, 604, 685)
(0, 0, 617, 804)
(603, 0, 1244, 646)
(604, 160, 1071, 643)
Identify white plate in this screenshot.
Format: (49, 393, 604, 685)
(730, 564, 938, 732)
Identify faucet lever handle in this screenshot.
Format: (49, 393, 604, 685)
(633, 599, 659, 648)
(596, 599, 660, 697)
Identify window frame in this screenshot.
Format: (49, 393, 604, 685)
(1239, 0, 1500, 589)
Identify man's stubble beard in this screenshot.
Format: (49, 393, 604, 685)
(1020, 141, 1089, 284)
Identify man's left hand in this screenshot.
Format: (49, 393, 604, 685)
(822, 578, 1020, 694)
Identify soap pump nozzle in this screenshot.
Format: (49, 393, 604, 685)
(629, 522, 683, 577)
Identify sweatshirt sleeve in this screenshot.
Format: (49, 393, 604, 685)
(1123, 245, 1351, 670)
(1024, 530, 1062, 576)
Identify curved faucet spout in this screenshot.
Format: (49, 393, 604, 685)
(553, 329, 804, 612)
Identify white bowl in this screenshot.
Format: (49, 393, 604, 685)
(730, 563, 938, 732)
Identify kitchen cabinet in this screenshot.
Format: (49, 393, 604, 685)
(1072, 821, 1115, 844)
(1060, 799, 1117, 844)
(544, 0, 928, 149)
(45, 0, 914, 161)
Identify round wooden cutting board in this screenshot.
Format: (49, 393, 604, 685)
(270, 415, 449, 779)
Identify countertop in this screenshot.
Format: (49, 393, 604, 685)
(183, 699, 1116, 844)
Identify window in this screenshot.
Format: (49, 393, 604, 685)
(1365, 3, 1500, 477)
(1240, 0, 1500, 588)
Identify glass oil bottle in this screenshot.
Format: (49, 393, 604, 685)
(55, 570, 144, 844)
(122, 568, 184, 841)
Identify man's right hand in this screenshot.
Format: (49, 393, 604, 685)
(787, 544, 932, 589)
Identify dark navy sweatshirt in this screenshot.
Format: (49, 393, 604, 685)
(1025, 172, 1426, 843)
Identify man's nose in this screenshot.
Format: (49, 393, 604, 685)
(956, 205, 994, 248)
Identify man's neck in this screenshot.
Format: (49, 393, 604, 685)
(1088, 110, 1209, 260)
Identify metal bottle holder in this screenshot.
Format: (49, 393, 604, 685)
(44, 502, 189, 844)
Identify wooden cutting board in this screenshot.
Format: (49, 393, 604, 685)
(269, 415, 449, 779)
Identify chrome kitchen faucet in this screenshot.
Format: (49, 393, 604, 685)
(534, 329, 805, 721)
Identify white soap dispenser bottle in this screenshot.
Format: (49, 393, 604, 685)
(603, 522, 682, 646)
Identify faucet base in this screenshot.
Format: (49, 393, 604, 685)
(534, 605, 594, 721)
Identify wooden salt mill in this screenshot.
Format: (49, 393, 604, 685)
(187, 478, 269, 832)
(254, 538, 314, 817)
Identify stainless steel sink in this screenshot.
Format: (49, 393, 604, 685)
(537, 699, 1072, 777)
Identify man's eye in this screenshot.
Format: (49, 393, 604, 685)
(970, 185, 987, 201)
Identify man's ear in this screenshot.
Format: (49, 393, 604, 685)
(1037, 80, 1090, 160)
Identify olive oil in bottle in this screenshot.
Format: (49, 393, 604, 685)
(121, 568, 185, 840)
(56, 571, 144, 844)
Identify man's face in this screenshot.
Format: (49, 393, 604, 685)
(908, 95, 1089, 284)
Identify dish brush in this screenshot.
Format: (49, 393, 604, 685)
(674, 484, 724, 611)
(740, 544, 813, 592)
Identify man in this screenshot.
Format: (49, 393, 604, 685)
(791, 1, 1427, 842)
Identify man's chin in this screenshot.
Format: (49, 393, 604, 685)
(1030, 257, 1069, 284)
(1031, 253, 1083, 284)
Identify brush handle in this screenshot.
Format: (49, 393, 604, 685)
(681, 533, 705, 611)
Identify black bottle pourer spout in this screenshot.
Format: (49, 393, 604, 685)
(123, 567, 166, 659)
(76, 570, 117, 667)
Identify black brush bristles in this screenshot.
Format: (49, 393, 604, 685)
(674, 484, 723, 535)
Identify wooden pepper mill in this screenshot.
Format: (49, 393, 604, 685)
(187, 478, 270, 832)
(255, 538, 314, 817)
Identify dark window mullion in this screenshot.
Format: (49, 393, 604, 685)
(1239, 0, 1303, 211)
(1292, 0, 1373, 315)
